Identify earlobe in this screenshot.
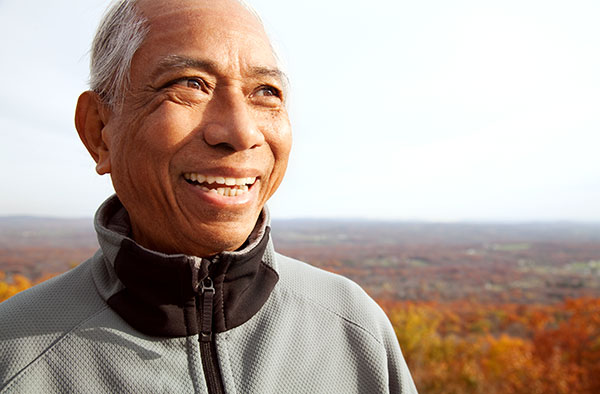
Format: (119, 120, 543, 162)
(74, 91, 112, 175)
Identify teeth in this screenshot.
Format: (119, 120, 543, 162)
(204, 185, 250, 197)
(184, 173, 257, 186)
(184, 173, 257, 196)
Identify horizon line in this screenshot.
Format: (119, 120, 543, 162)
(1, 214, 600, 226)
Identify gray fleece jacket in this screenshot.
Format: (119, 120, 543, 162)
(0, 195, 417, 393)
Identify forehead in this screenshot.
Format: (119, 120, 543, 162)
(134, 0, 277, 73)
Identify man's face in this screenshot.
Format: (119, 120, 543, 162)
(98, 0, 291, 256)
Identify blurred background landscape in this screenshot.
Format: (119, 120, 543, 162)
(2, 217, 599, 393)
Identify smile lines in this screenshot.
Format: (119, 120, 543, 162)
(183, 173, 257, 197)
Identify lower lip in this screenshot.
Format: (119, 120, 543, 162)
(182, 179, 259, 207)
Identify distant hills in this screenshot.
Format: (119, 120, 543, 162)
(0, 216, 96, 248)
(2, 216, 600, 249)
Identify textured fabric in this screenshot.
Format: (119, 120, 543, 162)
(219, 254, 415, 394)
(0, 261, 200, 393)
(0, 195, 418, 393)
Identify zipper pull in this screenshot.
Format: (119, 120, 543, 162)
(200, 277, 215, 342)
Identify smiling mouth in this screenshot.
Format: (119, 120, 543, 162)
(183, 173, 257, 197)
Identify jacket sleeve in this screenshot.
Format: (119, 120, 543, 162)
(381, 314, 419, 394)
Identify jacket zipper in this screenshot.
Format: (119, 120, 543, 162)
(197, 258, 225, 394)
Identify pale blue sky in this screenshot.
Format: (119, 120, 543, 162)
(1, 0, 599, 221)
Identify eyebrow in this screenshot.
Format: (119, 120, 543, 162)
(249, 66, 289, 88)
(150, 54, 289, 89)
(150, 55, 218, 81)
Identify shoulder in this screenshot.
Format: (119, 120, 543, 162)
(0, 256, 108, 387)
(262, 252, 418, 393)
(0, 256, 106, 332)
(273, 252, 392, 343)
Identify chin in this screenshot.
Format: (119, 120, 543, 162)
(181, 219, 258, 256)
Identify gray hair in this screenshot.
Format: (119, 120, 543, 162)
(90, 0, 284, 111)
(90, 0, 149, 110)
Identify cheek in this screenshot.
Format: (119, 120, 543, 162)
(108, 105, 200, 188)
(271, 122, 292, 166)
(265, 121, 292, 192)
(121, 104, 200, 163)
(143, 105, 199, 150)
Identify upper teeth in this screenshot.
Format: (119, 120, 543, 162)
(183, 173, 256, 186)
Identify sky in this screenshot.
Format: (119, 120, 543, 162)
(0, 0, 599, 221)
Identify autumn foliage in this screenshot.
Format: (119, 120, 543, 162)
(0, 271, 57, 303)
(380, 298, 600, 393)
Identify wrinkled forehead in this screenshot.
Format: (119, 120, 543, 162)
(135, 0, 277, 66)
(139, 0, 269, 45)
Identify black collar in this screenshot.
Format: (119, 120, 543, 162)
(96, 196, 279, 338)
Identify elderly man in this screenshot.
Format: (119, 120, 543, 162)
(0, 0, 417, 393)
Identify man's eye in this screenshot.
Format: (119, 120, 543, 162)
(172, 78, 208, 91)
(253, 85, 281, 98)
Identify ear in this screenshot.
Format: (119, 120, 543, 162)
(75, 91, 112, 175)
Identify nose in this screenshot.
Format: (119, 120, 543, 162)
(202, 90, 265, 151)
